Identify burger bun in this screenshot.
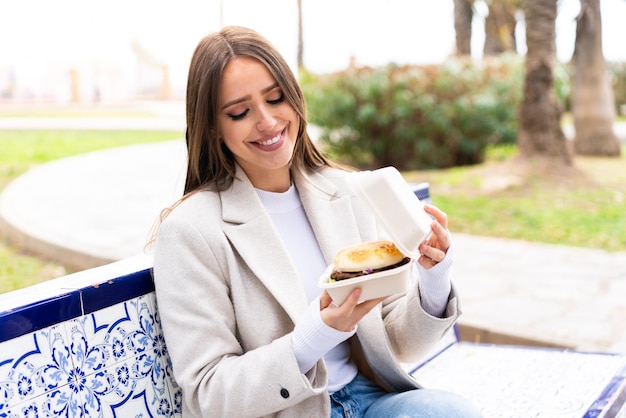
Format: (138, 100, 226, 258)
(334, 240, 404, 272)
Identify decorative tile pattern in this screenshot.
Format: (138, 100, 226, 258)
(0, 323, 72, 413)
(0, 292, 181, 417)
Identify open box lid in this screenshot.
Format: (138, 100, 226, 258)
(346, 166, 432, 259)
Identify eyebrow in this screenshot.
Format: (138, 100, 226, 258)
(221, 82, 280, 110)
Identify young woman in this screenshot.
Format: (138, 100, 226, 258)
(153, 25, 482, 417)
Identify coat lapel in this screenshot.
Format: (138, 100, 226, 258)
(221, 167, 308, 322)
(293, 168, 364, 264)
(220, 166, 368, 323)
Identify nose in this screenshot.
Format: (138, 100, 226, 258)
(256, 105, 276, 132)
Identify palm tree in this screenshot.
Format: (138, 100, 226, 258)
(483, 0, 520, 56)
(297, 0, 304, 70)
(571, 0, 620, 156)
(454, 0, 473, 55)
(517, 0, 572, 164)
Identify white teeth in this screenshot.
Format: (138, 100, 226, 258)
(258, 132, 281, 146)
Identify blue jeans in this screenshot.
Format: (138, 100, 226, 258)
(330, 373, 483, 418)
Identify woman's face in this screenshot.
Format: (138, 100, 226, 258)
(218, 57, 299, 192)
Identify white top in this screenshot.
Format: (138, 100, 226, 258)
(256, 183, 453, 393)
(256, 184, 357, 393)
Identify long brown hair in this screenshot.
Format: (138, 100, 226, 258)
(184, 25, 330, 195)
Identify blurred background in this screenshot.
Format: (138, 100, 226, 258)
(1, 0, 625, 357)
(1, 0, 624, 104)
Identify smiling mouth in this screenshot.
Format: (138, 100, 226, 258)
(256, 129, 283, 146)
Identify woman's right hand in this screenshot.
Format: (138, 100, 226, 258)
(319, 289, 386, 332)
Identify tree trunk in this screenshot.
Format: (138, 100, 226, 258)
(297, 0, 304, 69)
(517, 0, 572, 164)
(484, 0, 518, 56)
(454, 0, 473, 55)
(572, 0, 620, 156)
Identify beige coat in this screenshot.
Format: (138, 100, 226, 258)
(153, 165, 460, 417)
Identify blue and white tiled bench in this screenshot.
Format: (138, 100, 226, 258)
(0, 255, 182, 417)
(1, 183, 626, 417)
(2, 255, 625, 418)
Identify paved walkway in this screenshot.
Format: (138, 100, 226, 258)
(1, 102, 625, 354)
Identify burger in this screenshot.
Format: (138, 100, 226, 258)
(329, 240, 411, 282)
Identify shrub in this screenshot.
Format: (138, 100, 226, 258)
(302, 55, 526, 170)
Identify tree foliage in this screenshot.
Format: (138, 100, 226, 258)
(302, 56, 524, 170)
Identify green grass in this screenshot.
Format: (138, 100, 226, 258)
(404, 146, 626, 252)
(434, 188, 625, 250)
(0, 130, 182, 189)
(0, 245, 68, 293)
(0, 130, 181, 293)
(0, 110, 155, 118)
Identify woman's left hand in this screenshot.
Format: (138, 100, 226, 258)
(417, 204, 451, 269)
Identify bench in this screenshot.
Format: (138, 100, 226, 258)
(0, 255, 181, 417)
(1, 184, 625, 417)
(2, 256, 625, 417)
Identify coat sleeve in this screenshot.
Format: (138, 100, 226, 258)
(153, 212, 327, 417)
(378, 263, 461, 364)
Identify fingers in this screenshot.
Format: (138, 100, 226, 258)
(419, 223, 449, 268)
(319, 290, 333, 310)
(334, 289, 385, 312)
(419, 240, 445, 262)
(418, 241, 445, 268)
(418, 204, 451, 268)
(321, 288, 386, 332)
(355, 295, 387, 312)
(428, 218, 451, 250)
(424, 203, 448, 229)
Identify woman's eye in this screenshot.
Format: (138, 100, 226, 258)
(267, 93, 285, 105)
(227, 109, 249, 121)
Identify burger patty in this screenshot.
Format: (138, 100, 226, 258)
(330, 257, 411, 281)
